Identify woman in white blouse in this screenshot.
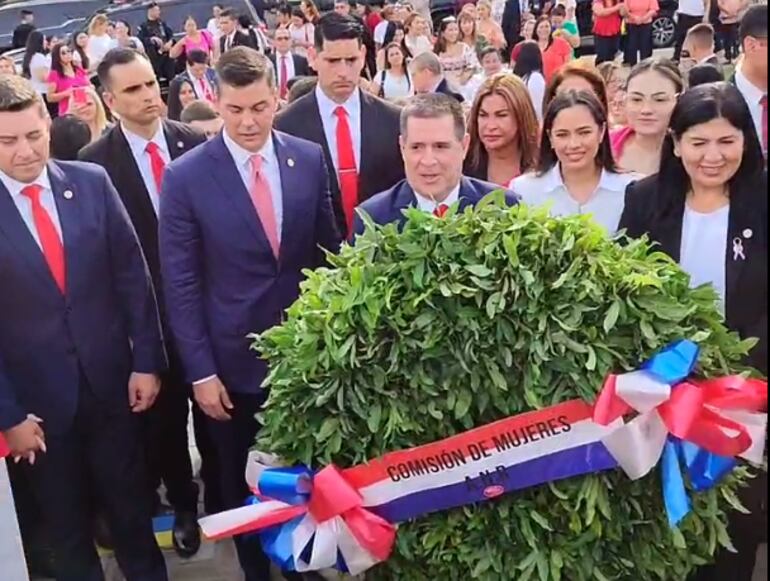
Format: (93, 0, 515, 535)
(511, 90, 640, 233)
(86, 14, 117, 70)
(404, 13, 433, 57)
(371, 43, 413, 100)
(434, 17, 477, 91)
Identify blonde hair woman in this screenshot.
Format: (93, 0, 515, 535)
(465, 74, 540, 185)
(70, 86, 110, 142)
(86, 14, 116, 69)
(477, 0, 506, 50)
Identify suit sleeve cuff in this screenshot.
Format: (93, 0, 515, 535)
(193, 375, 217, 386)
(0, 405, 28, 433)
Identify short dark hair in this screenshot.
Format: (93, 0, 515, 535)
(314, 12, 364, 50)
(219, 8, 238, 21)
(215, 46, 274, 89)
(278, 3, 293, 16)
(551, 5, 567, 17)
(686, 23, 715, 48)
(687, 64, 724, 88)
(479, 46, 501, 62)
(50, 115, 91, 161)
(98, 48, 151, 89)
(287, 76, 318, 102)
(21, 9, 33, 17)
(180, 100, 219, 124)
(400, 93, 466, 141)
(148, 2, 159, 9)
(739, 4, 768, 44)
(187, 49, 209, 66)
(539, 90, 616, 175)
(0, 74, 44, 113)
(660, 83, 764, 204)
(512, 40, 544, 79)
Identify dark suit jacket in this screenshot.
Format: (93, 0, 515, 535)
(269, 52, 311, 81)
(159, 131, 341, 394)
(0, 161, 165, 434)
(166, 69, 219, 121)
(435, 78, 465, 103)
(353, 177, 519, 236)
(79, 121, 206, 314)
(219, 30, 257, 53)
(274, 89, 405, 237)
(619, 173, 768, 374)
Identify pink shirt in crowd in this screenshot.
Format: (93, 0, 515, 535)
(625, 0, 660, 24)
(47, 67, 90, 115)
(182, 31, 214, 55)
(611, 126, 635, 159)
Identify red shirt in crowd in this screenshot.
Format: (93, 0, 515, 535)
(542, 37, 573, 82)
(593, 0, 623, 36)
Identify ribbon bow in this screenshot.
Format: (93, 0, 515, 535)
(593, 340, 767, 526)
(199, 454, 396, 575)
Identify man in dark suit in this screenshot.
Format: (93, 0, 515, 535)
(410, 51, 466, 103)
(12, 9, 35, 50)
(159, 47, 340, 581)
(137, 2, 175, 82)
(167, 49, 219, 121)
(354, 94, 517, 235)
(684, 23, 723, 74)
(0, 74, 167, 581)
(219, 8, 257, 53)
(275, 12, 404, 237)
(79, 48, 206, 558)
(270, 27, 311, 100)
(501, 0, 523, 61)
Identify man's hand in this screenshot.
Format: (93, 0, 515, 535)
(129, 372, 161, 413)
(4, 416, 46, 465)
(193, 377, 234, 421)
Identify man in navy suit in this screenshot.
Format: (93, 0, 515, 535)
(353, 93, 517, 236)
(159, 47, 340, 581)
(0, 75, 167, 580)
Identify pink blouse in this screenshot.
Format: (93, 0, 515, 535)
(47, 67, 90, 115)
(182, 31, 214, 55)
(611, 126, 635, 160)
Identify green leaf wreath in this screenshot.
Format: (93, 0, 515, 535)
(253, 195, 761, 580)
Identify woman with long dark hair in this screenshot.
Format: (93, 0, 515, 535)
(512, 90, 640, 232)
(533, 15, 572, 82)
(435, 17, 477, 91)
(46, 42, 90, 117)
(376, 22, 408, 70)
(465, 74, 540, 185)
(512, 40, 546, 120)
(372, 42, 412, 100)
(22, 31, 49, 86)
(71, 32, 91, 72)
(620, 85, 767, 581)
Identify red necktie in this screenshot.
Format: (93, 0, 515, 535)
(279, 56, 289, 100)
(21, 185, 66, 293)
(145, 142, 167, 194)
(334, 106, 359, 233)
(199, 78, 213, 103)
(434, 204, 449, 218)
(249, 155, 280, 259)
(760, 95, 768, 156)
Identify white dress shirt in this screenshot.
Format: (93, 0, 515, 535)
(315, 85, 362, 174)
(275, 51, 297, 88)
(735, 67, 767, 151)
(414, 184, 461, 213)
(680, 204, 729, 313)
(222, 129, 284, 241)
(0, 167, 63, 247)
(122, 123, 171, 216)
(511, 166, 640, 233)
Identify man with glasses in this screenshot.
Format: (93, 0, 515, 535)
(733, 4, 768, 157)
(270, 25, 311, 101)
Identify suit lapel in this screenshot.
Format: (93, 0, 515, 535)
(724, 187, 752, 319)
(48, 162, 83, 297)
(114, 126, 158, 228)
(394, 182, 417, 227)
(209, 134, 275, 257)
(0, 179, 57, 292)
(654, 201, 685, 262)
(358, 92, 377, 199)
(273, 132, 298, 264)
(163, 121, 184, 160)
(458, 178, 483, 210)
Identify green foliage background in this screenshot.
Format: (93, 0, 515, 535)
(254, 198, 759, 580)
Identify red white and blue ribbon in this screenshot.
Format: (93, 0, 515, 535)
(199, 341, 767, 574)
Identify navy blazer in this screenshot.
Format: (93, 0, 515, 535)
(352, 177, 519, 236)
(159, 131, 341, 394)
(0, 161, 165, 434)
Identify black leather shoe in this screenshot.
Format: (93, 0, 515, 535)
(172, 510, 201, 558)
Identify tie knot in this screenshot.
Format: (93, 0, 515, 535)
(434, 204, 449, 218)
(334, 106, 348, 119)
(21, 184, 43, 203)
(250, 154, 264, 174)
(146, 141, 161, 156)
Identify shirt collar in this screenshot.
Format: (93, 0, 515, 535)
(698, 54, 717, 64)
(413, 183, 461, 213)
(222, 129, 277, 172)
(315, 84, 361, 122)
(541, 165, 633, 194)
(122, 122, 168, 158)
(735, 66, 766, 104)
(0, 166, 52, 198)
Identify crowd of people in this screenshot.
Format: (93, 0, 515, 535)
(0, 1, 768, 581)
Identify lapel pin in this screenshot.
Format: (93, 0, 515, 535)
(733, 237, 746, 261)
(743, 228, 753, 239)
(287, 158, 295, 168)
(63, 190, 74, 200)
(177, 141, 185, 149)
